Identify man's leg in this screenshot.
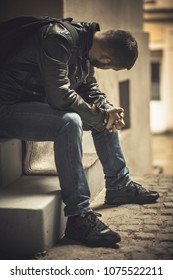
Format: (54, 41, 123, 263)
(0, 102, 121, 247)
(0, 102, 91, 216)
(92, 128, 131, 189)
(92, 129, 159, 205)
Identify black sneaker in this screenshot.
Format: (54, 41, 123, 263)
(65, 212, 121, 247)
(105, 181, 159, 205)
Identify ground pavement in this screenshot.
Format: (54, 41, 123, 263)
(38, 174, 173, 260)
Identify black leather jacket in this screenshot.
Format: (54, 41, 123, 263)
(0, 19, 112, 131)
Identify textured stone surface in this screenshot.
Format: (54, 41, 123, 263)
(37, 175, 173, 260)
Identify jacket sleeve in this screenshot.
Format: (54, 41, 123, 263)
(76, 65, 113, 110)
(37, 23, 107, 131)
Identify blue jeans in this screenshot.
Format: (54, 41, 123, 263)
(0, 102, 131, 216)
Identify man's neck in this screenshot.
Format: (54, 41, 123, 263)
(88, 31, 101, 61)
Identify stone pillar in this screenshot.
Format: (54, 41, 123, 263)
(163, 27, 173, 131)
(63, 0, 152, 174)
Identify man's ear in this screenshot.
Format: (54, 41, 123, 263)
(99, 56, 111, 64)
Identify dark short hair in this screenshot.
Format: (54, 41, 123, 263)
(102, 30, 138, 70)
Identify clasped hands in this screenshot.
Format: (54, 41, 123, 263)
(106, 107, 125, 132)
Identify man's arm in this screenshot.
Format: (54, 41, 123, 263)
(76, 64, 125, 131)
(38, 23, 107, 131)
(76, 64, 113, 110)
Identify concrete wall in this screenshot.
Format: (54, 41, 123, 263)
(0, 0, 63, 20)
(63, 0, 143, 30)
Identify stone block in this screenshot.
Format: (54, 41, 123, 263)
(0, 154, 104, 258)
(0, 176, 64, 258)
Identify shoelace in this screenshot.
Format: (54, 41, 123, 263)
(131, 181, 149, 194)
(83, 212, 107, 231)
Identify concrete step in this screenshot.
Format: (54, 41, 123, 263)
(0, 153, 104, 258)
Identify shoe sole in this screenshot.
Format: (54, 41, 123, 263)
(65, 236, 121, 248)
(65, 234, 121, 247)
(105, 195, 159, 206)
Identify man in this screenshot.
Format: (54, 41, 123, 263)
(0, 16, 159, 248)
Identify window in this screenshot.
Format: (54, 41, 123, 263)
(151, 62, 160, 100)
(150, 50, 162, 100)
(119, 80, 130, 129)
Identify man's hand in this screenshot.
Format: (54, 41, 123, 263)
(106, 107, 125, 132)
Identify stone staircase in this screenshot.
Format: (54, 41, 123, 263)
(0, 135, 104, 258)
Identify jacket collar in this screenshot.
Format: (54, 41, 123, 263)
(77, 22, 100, 58)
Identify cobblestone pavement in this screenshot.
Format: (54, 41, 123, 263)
(39, 174, 173, 260)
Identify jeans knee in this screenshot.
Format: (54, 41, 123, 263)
(63, 112, 83, 131)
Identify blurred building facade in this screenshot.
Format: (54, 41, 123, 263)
(0, 0, 152, 174)
(144, 0, 173, 133)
